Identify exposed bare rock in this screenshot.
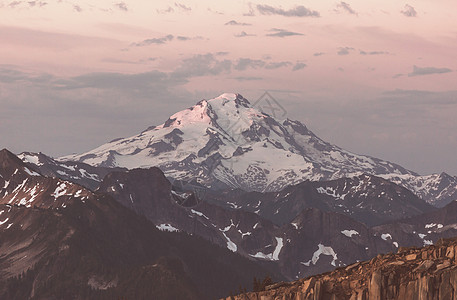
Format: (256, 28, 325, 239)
(225, 237, 457, 300)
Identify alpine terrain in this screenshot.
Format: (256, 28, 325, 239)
(59, 93, 457, 207)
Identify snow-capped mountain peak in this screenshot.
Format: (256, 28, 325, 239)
(59, 93, 414, 192)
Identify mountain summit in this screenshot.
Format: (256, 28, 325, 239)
(59, 93, 415, 192)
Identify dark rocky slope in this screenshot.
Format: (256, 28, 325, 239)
(0, 149, 273, 300)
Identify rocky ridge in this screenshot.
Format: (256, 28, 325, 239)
(226, 237, 457, 300)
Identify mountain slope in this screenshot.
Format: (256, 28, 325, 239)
(381, 172, 457, 207)
(59, 93, 415, 193)
(204, 173, 434, 226)
(18, 152, 124, 191)
(228, 237, 457, 300)
(97, 166, 402, 280)
(0, 149, 274, 299)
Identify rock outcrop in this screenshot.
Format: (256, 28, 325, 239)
(226, 237, 457, 300)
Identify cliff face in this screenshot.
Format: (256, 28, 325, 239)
(226, 237, 457, 300)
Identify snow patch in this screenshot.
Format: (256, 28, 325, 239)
(341, 230, 359, 238)
(250, 237, 283, 261)
(381, 233, 392, 241)
(24, 167, 40, 176)
(156, 224, 179, 232)
(302, 244, 338, 267)
(190, 209, 209, 220)
(52, 183, 67, 199)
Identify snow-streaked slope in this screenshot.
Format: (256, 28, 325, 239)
(380, 173, 457, 207)
(59, 93, 414, 192)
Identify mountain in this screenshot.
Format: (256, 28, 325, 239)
(18, 152, 125, 191)
(204, 173, 434, 227)
(97, 166, 404, 280)
(372, 199, 457, 249)
(59, 93, 415, 191)
(381, 172, 457, 207)
(57, 93, 457, 206)
(0, 149, 275, 299)
(228, 237, 457, 300)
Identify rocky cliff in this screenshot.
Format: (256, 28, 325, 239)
(226, 237, 457, 300)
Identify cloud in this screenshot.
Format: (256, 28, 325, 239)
(115, 2, 128, 12)
(234, 58, 265, 71)
(266, 28, 304, 38)
(131, 35, 174, 46)
(157, 6, 174, 14)
(208, 7, 224, 15)
(8, 1, 22, 8)
(335, 2, 357, 15)
(292, 62, 307, 71)
(234, 31, 256, 37)
(408, 65, 452, 77)
(232, 76, 263, 82)
(157, 3, 191, 14)
(5, 1, 47, 8)
(225, 20, 251, 26)
(265, 61, 292, 69)
(337, 47, 354, 55)
(73, 4, 82, 12)
(175, 3, 191, 12)
(313, 52, 325, 56)
(359, 50, 389, 55)
(27, 1, 47, 8)
(256, 4, 320, 17)
(401, 4, 417, 17)
(172, 53, 232, 78)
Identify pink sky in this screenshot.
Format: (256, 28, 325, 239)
(1, 0, 456, 175)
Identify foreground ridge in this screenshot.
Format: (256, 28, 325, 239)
(227, 237, 457, 300)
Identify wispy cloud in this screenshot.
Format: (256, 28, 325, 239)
(408, 65, 452, 77)
(292, 62, 307, 71)
(337, 47, 354, 55)
(73, 4, 82, 12)
(8, 1, 23, 8)
(234, 58, 265, 71)
(359, 50, 389, 55)
(5, 1, 47, 8)
(234, 31, 256, 37)
(313, 52, 325, 57)
(225, 20, 251, 26)
(157, 3, 191, 14)
(266, 28, 304, 38)
(115, 2, 128, 12)
(255, 4, 320, 17)
(132, 35, 174, 46)
(335, 2, 357, 15)
(27, 1, 47, 8)
(265, 61, 292, 69)
(175, 3, 191, 12)
(232, 76, 263, 81)
(172, 53, 232, 78)
(131, 34, 200, 46)
(401, 4, 417, 17)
